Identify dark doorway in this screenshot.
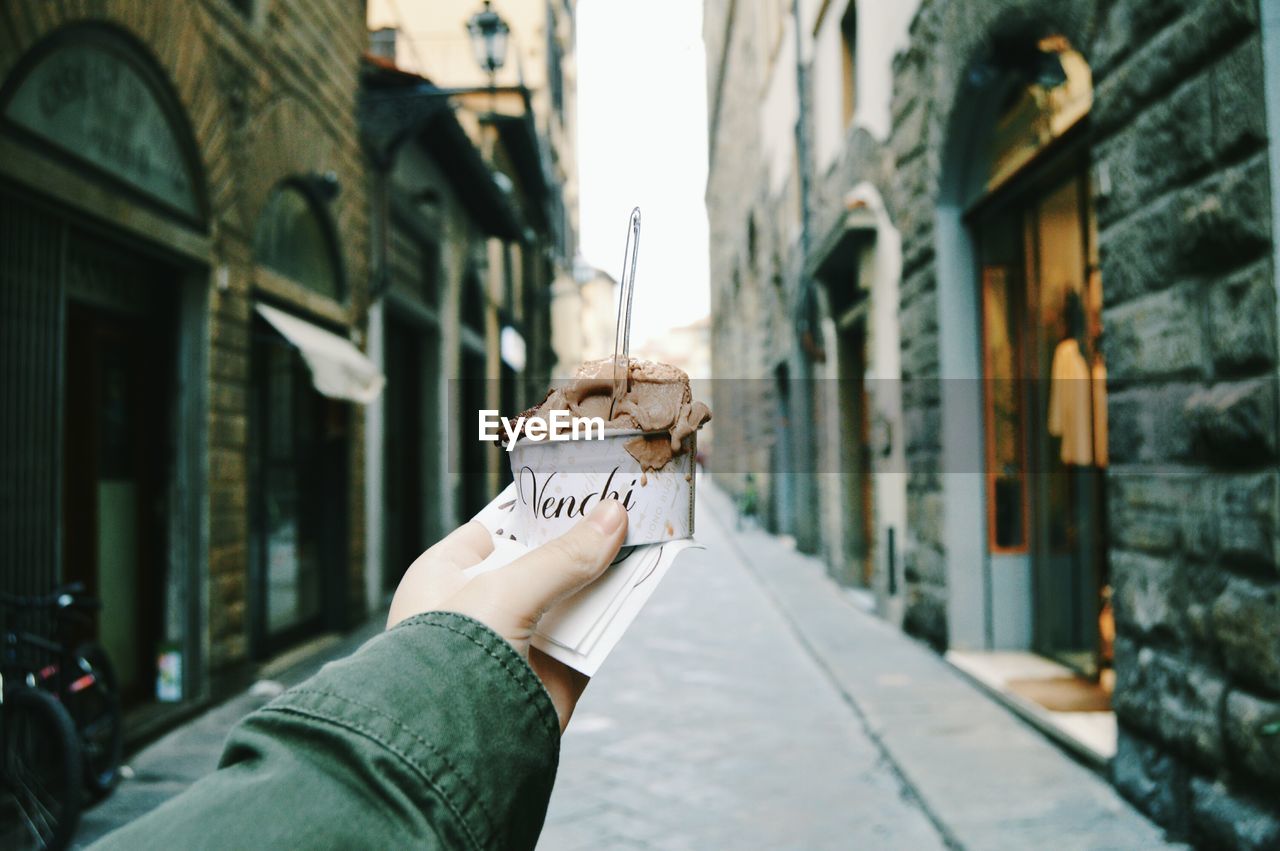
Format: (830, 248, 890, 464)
(382, 316, 442, 593)
(62, 246, 174, 708)
(383, 319, 424, 594)
(770, 363, 793, 534)
(249, 316, 350, 657)
(458, 349, 489, 521)
(836, 317, 873, 586)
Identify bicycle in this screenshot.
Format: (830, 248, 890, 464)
(1, 584, 124, 850)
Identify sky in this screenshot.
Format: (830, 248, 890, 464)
(575, 0, 711, 351)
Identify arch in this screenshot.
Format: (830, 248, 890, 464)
(253, 180, 345, 300)
(245, 93, 356, 276)
(0, 22, 209, 226)
(926, 1, 1098, 651)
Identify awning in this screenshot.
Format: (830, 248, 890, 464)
(255, 304, 386, 404)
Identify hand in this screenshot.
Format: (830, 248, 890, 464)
(387, 500, 628, 732)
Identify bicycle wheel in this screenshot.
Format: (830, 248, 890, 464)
(70, 643, 123, 799)
(0, 686, 82, 851)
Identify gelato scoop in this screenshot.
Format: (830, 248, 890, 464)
(514, 357, 712, 471)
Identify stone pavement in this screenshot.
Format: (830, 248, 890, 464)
(74, 478, 1180, 850)
(539, 480, 1181, 851)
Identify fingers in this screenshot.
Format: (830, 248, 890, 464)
(425, 521, 495, 570)
(387, 521, 494, 628)
(487, 500, 628, 620)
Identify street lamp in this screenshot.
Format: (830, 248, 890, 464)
(467, 1, 510, 80)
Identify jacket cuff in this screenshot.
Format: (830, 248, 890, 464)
(266, 612, 560, 851)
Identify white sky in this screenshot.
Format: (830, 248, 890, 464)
(575, 0, 711, 351)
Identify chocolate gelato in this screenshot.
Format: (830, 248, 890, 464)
(515, 357, 711, 471)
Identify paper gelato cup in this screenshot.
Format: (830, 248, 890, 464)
(507, 429, 696, 548)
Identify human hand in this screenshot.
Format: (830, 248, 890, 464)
(387, 500, 628, 732)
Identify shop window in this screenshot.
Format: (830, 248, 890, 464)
(253, 182, 343, 301)
(978, 217, 1029, 552)
(971, 34, 1108, 675)
(840, 4, 857, 125)
(249, 320, 349, 652)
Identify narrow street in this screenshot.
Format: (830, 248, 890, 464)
(540, 481, 1178, 850)
(77, 479, 1177, 850)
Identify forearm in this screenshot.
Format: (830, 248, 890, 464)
(92, 613, 561, 851)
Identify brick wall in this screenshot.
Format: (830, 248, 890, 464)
(2, 0, 372, 681)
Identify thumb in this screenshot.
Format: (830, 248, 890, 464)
(491, 499, 628, 621)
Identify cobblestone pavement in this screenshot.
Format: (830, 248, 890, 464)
(538, 479, 1179, 851)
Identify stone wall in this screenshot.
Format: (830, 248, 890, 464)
(703, 0, 784, 504)
(2, 0, 372, 685)
(887, 0, 1279, 843)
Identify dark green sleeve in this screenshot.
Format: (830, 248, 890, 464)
(91, 612, 561, 851)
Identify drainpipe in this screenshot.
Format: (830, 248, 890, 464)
(790, 0, 820, 552)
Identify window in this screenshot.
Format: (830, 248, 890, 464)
(546, 2, 565, 118)
(253, 183, 343, 300)
(250, 320, 348, 651)
(978, 221, 1028, 552)
(840, 4, 857, 125)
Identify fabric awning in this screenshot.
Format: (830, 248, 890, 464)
(255, 304, 385, 404)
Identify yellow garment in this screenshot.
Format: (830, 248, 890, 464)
(1047, 339, 1108, 467)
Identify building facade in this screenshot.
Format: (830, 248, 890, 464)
(0, 0, 375, 733)
(704, 0, 1280, 844)
(365, 0, 582, 532)
(367, 0, 581, 390)
(551, 262, 618, 373)
(359, 37, 578, 600)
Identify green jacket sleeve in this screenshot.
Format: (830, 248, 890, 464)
(91, 612, 562, 851)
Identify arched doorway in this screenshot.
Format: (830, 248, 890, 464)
(937, 35, 1111, 684)
(0, 24, 209, 707)
(248, 180, 364, 656)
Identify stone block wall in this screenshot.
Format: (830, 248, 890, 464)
(887, 0, 1280, 842)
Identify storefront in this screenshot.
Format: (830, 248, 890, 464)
(970, 40, 1108, 676)
(378, 194, 444, 595)
(0, 24, 210, 711)
(457, 269, 492, 520)
(930, 34, 1114, 738)
(808, 187, 908, 622)
(248, 182, 383, 657)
